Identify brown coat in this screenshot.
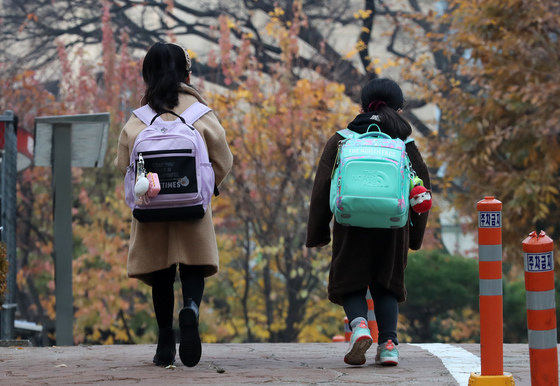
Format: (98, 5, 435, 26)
(306, 128, 430, 304)
(115, 84, 233, 285)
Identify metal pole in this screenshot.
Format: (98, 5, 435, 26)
(52, 123, 73, 345)
(0, 110, 17, 341)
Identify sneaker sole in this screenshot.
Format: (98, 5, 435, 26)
(379, 358, 399, 366)
(344, 336, 373, 365)
(375, 353, 399, 366)
(179, 307, 201, 367)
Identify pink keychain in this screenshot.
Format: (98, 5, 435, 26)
(146, 172, 161, 198)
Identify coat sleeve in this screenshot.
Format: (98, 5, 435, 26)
(407, 141, 431, 250)
(306, 135, 340, 248)
(114, 116, 136, 176)
(195, 111, 233, 188)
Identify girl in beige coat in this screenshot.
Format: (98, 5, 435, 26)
(116, 43, 233, 368)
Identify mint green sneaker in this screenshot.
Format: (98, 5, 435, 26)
(375, 339, 399, 366)
(343, 320, 373, 365)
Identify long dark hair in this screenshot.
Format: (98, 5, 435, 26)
(142, 43, 189, 113)
(361, 78, 412, 139)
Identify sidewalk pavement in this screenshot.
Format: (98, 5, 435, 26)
(0, 342, 548, 385)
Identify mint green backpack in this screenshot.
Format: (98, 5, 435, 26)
(329, 125, 414, 228)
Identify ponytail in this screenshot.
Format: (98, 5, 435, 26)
(364, 104, 411, 139)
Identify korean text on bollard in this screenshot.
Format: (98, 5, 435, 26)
(469, 197, 514, 386)
(522, 231, 558, 386)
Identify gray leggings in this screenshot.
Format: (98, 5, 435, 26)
(342, 285, 399, 344)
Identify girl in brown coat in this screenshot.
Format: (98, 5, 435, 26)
(306, 78, 430, 367)
(116, 43, 233, 367)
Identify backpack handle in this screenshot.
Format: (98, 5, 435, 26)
(358, 131, 392, 140)
(358, 123, 392, 139)
(150, 110, 187, 126)
(366, 123, 381, 132)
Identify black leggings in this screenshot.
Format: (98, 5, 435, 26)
(151, 264, 205, 330)
(342, 285, 399, 344)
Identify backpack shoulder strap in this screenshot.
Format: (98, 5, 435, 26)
(337, 128, 357, 139)
(133, 105, 158, 126)
(179, 102, 212, 125)
(331, 129, 355, 179)
(403, 137, 415, 174)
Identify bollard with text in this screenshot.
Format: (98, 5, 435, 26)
(469, 196, 514, 385)
(522, 231, 558, 386)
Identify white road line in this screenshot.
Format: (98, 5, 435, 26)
(410, 343, 480, 386)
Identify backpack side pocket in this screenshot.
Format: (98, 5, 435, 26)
(124, 164, 136, 209)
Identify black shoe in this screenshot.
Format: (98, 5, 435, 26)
(153, 328, 176, 367)
(179, 298, 201, 367)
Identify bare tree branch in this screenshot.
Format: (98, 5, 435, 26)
(401, 110, 435, 137)
(358, 0, 376, 77)
(1, 0, 445, 138)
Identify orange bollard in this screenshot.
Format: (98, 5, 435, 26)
(344, 317, 351, 342)
(332, 335, 345, 342)
(469, 196, 514, 385)
(343, 290, 378, 343)
(522, 231, 558, 386)
(477, 196, 503, 376)
(366, 287, 378, 343)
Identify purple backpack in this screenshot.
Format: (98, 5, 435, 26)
(124, 102, 215, 222)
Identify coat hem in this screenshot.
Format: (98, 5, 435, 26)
(129, 264, 218, 286)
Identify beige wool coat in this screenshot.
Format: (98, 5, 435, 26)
(115, 84, 233, 285)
